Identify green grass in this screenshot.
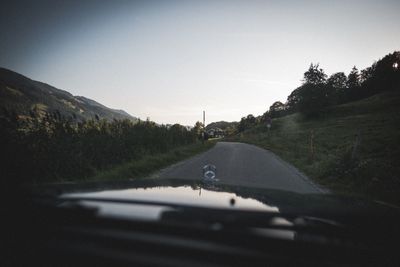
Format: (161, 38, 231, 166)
(88, 141, 216, 182)
(226, 92, 400, 205)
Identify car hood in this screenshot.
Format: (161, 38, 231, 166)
(38, 178, 400, 223)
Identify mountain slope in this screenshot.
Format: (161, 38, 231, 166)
(0, 67, 136, 121)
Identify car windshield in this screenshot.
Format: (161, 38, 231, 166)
(1, 0, 399, 213)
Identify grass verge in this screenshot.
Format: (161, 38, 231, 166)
(226, 92, 400, 205)
(88, 141, 217, 181)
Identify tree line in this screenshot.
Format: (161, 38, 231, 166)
(1, 109, 198, 184)
(238, 51, 400, 131)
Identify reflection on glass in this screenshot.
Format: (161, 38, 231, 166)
(64, 186, 279, 212)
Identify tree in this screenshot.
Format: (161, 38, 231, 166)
(296, 83, 330, 117)
(237, 114, 256, 132)
(360, 62, 377, 84)
(260, 110, 271, 123)
(269, 101, 285, 118)
(224, 125, 237, 136)
(347, 66, 360, 88)
(286, 87, 301, 113)
(192, 121, 204, 137)
(292, 63, 330, 116)
(362, 51, 400, 94)
(326, 72, 347, 104)
(303, 63, 327, 85)
(346, 66, 361, 101)
(246, 114, 256, 124)
(327, 72, 347, 89)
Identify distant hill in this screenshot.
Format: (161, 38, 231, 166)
(206, 121, 238, 131)
(0, 67, 137, 121)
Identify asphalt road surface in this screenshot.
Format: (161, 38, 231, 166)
(155, 142, 325, 194)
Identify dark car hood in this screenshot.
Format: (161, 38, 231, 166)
(35, 178, 400, 223)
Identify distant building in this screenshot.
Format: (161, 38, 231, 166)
(206, 127, 224, 138)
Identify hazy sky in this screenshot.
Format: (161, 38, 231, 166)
(1, 0, 399, 125)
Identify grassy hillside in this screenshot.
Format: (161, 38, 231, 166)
(0, 67, 136, 121)
(227, 92, 400, 205)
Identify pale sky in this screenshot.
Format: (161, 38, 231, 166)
(1, 0, 399, 125)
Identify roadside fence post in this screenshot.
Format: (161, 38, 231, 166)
(310, 130, 315, 162)
(351, 130, 361, 161)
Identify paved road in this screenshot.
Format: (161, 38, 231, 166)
(155, 142, 324, 194)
